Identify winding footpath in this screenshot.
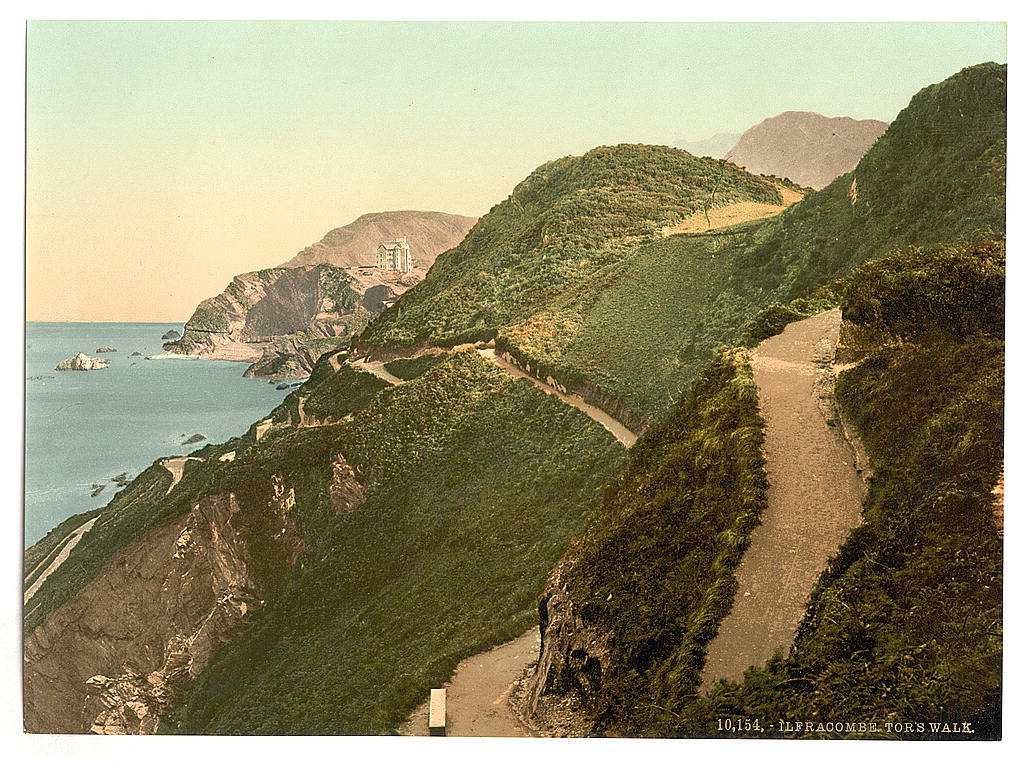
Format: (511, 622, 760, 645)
(477, 349, 637, 448)
(399, 628, 539, 737)
(161, 456, 203, 494)
(346, 348, 637, 449)
(700, 309, 867, 691)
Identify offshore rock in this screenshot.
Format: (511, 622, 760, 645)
(55, 353, 110, 371)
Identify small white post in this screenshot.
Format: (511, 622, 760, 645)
(428, 688, 447, 736)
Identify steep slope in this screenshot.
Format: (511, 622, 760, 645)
(166, 264, 422, 376)
(282, 210, 477, 268)
(524, 238, 1003, 739)
(23, 62, 1005, 740)
(725, 111, 888, 189)
(24, 349, 625, 734)
(360, 65, 1002, 435)
(357, 144, 797, 355)
(517, 63, 1004, 737)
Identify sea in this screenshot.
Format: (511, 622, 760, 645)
(24, 323, 286, 547)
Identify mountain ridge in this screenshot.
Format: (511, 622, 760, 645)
(724, 110, 888, 189)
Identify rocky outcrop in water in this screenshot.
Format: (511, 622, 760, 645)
(55, 353, 110, 371)
(161, 330, 181, 340)
(95, 346, 117, 353)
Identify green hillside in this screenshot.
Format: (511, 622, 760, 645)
(535, 238, 1003, 738)
(357, 64, 1005, 432)
(358, 144, 788, 350)
(24, 62, 1005, 739)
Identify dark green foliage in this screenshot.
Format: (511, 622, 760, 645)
(300, 361, 388, 423)
(558, 241, 1004, 738)
(555, 349, 768, 733)
(357, 64, 1005, 431)
(161, 351, 625, 734)
(843, 240, 1004, 340)
(359, 144, 785, 349)
(730, 63, 1005, 304)
(319, 264, 359, 313)
(677, 337, 1003, 739)
(383, 352, 447, 381)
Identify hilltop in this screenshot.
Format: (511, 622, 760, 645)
(521, 62, 1005, 738)
(282, 210, 477, 269)
(358, 143, 801, 354)
(725, 111, 888, 189)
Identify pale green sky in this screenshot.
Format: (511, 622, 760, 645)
(26, 21, 1006, 321)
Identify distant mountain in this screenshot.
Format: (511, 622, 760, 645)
(725, 111, 888, 189)
(671, 133, 741, 158)
(282, 210, 477, 269)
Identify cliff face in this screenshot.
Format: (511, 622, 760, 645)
(282, 210, 478, 269)
(167, 211, 476, 377)
(166, 265, 422, 376)
(725, 111, 888, 189)
(24, 481, 304, 734)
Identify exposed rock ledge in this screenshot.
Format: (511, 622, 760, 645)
(23, 479, 305, 734)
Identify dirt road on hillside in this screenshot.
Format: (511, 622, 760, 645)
(478, 349, 637, 448)
(24, 516, 100, 605)
(347, 357, 405, 386)
(400, 627, 539, 737)
(700, 308, 867, 691)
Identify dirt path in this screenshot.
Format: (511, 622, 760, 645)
(478, 349, 637, 448)
(700, 309, 867, 691)
(661, 183, 805, 236)
(24, 516, 100, 604)
(348, 357, 405, 386)
(399, 627, 540, 737)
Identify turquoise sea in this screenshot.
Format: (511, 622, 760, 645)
(24, 323, 286, 547)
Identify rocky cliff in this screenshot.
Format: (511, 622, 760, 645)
(24, 478, 305, 734)
(166, 264, 423, 377)
(167, 211, 476, 378)
(725, 111, 888, 189)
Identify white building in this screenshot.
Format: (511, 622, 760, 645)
(376, 238, 412, 271)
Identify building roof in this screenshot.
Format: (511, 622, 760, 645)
(378, 239, 409, 253)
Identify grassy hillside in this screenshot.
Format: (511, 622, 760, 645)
(358, 64, 1005, 432)
(534, 239, 1003, 738)
(158, 350, 625, 734)
(676, 240, 1004, 739)
(547, 348, 769, 731)
(358, 144, 787, 350)
(26, 350, 625, 734)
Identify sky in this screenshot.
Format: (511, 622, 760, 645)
(26, 21, 1007, 322)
